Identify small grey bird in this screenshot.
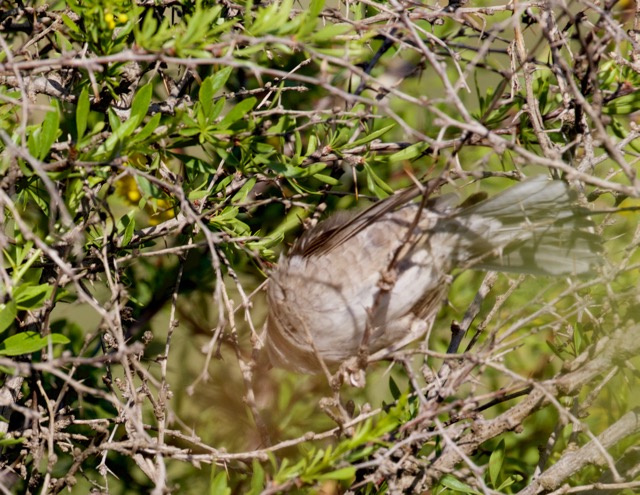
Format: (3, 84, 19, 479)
(265, 177, 600, 374)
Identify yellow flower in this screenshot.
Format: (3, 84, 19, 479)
(105, 12, 116, 30)
(147, 198, 176, 225)
(115, 175, 141, 205)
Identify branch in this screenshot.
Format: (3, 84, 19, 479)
(417, 323, 640, 487)
(518, 409, 640, 495)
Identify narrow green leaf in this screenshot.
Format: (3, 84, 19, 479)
(199, 77, 215, 118)
(389, 376, 401, 400)
(218, 97, 256, 129)
(388, 142, 428, 162)
(12, 247, 42, 284)
(311, 22, 353, 42)
(27, 130, 38, 159)
(209, 470, 231, 495)
(546, 340, 565, 359)
(108, 108, 120, 131)
(247, 459, 265, 495)
(314, 467, 356, 481)
(210, 206, 239, 224)
(188, 190, 210, 201)
(0, 332, 70, 356)
(129, 113, 161, 146)
(64, 178, 84, 215)
(210, 98, 226, 122)
(180, 3, 218, 49)
(295, 0, 322, 37)
(496, 476, 517, 491)
(0, 435, 25, 447)
(76, 86, 90, 140)
(439, 474, 481, 494)
(489, 439, 505, 487)
(309, 0, 325, 16)
(0, 301, 17, 334)
(306, 134, 318, 156)
(135, 175, 162, 198)
(14, 284, 53, 310)
(232, 177, 257, 203)
(130, 84, 153, 126)
(604, 91, 640, 115)
(55, 31, 73, 52)
(348, 124, 395, 148)
(363, 161, 394, 196)
(121, 212, 136, 247)
(312, 173, 340, 185)
(61, 14, 81, 33)
(572, 324, 587, 354)
(209, 67, 233, 94)
(37, 107, 60, 160)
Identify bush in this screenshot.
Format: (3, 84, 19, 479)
(0, 0, 639, 493)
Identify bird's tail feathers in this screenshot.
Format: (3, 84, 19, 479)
(453, 177, 601, 275)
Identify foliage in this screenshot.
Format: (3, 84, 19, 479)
(0, 0, 639, 493)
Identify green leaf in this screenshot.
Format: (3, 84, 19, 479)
(0, 331, 70, 356)
(61, 13, 81, 34)
(209, 470, 231, 495)
(199, 76, 215, 119)
(218, 97, 256, 129)
(389, 376, 401, 400)
(96, 85, 153, 157)
(188, 190, 210, 201)
(11, 247, 42, 284)
(0, 301, 17, 334)
(309, 0, 325, 17)
(129, 113, 162, 146)
(294, 0, 323, 37)
(135, 10, 158, 49)
(311, 22, 353, 42)
(363, 161, 393, 196)
(130, 83, 153, 126)
(489, 439, 505, 487)
(546, 339, 566, 359)
(38, 106, 60, 160)
(13, 284, 53, 310)
(496, 475, 518, 491)
(120, 211, 136, 247)
(247, 459, 265, 495)
(209, 67, 233, 95)
(604, 91, 640, 115)
(249, 0, 293, 35)
(0, 435, 25, 447)
(347, 124, 395, 148)
(231, 177, 256, 203)
(313, 173, 340, 185)
(314, 466, 356, 481)
(179, 3, 220, 51)
(108, 108, 121, 131)
(64, 178, 84, 214)
(388, 142, 428, 162)
(136, 175, 162, 198)
(439, 474, 482, 494)
(573, 325, 583, 354)
(209, 98, 226, 122)
(27, 127, 38, 159)
(76, 86, 90, 140)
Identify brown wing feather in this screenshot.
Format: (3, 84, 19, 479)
(292, 178, 448, 258)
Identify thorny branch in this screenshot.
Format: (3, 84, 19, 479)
(0, 0, 639, 493)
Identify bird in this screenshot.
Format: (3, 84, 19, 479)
(265, 176, 601, 374)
